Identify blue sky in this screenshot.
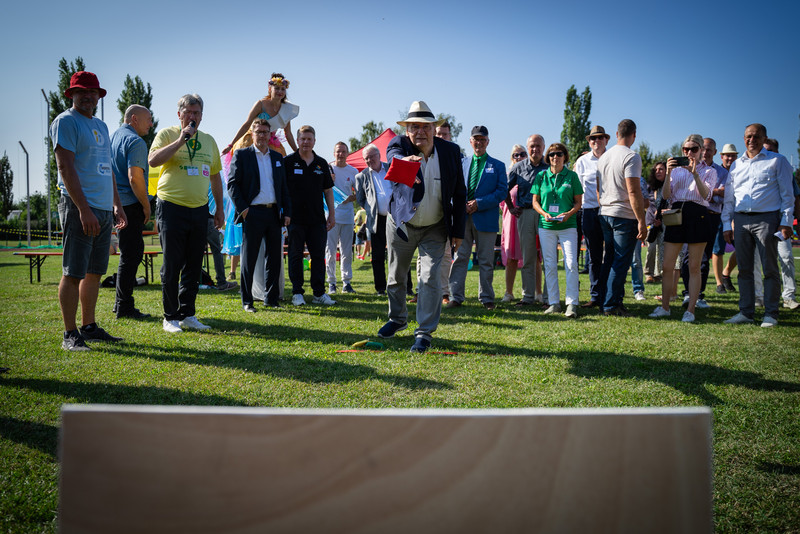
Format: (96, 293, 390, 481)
(2, 0, 798, 202)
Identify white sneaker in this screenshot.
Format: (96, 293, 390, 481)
(761, 316, 778, 328)
(634, 291, 646, 301)
(696, 299, 710, 309)
(682, 295, 690, 307)
(312, 293, 337, 306)
(564, 304, 578, 318)
(179, 316, 210, 331)
(162, 318, 182, 333)
(501, 293, 514, 303)
(649, 306, 670, 318)
(291, 294, 306, 306)
(723, 312, 754, 325)
(682, 311, 695, 323)
(784, 299, 800, 310)
(755, 297, 764, 307)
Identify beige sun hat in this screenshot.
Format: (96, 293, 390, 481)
(397, 101, 445, 127)
(720, 143, 738, 154)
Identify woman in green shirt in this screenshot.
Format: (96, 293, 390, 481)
(531, 143, 584, 317)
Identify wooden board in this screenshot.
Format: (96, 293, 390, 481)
(59, 406, 713, 533)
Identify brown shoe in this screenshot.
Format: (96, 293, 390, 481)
(515, 299, 534, 307)
(645, 276, 655, 284)
(408, 295, 418, 303)
(603, 305, 631, 317)
(580, 300, 601, 308)
(442, 294, 450, 305)
(483, 302, 496, 310)
(445, 300, 462, 309)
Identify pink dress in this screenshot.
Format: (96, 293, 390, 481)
(501, 185, 523, 267)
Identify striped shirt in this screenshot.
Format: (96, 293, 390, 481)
(667, 161, 715, 206)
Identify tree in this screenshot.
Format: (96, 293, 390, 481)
(45, 57, 88, 209)
(14, 192, 49, 228)
(348, 121, 387, 153)
(0, 152, 13, 219)
(117, 74, 159, 147)
(638, 141, 681, 183)
(560, 85, 592, 164)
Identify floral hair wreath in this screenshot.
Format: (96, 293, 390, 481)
(268, 76, 290, 89)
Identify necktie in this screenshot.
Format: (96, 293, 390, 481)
(468, 159, 480, 200)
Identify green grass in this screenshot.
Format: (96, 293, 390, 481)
(1, 250, 799, 533)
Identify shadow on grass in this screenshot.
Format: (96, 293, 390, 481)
(757, 462, 800, 476)
(106, 343, 452, 391)
(0, 416, 58, 458)
(563, 351, 800, 405)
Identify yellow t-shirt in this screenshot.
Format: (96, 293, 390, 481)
(150, 126, 222, 208)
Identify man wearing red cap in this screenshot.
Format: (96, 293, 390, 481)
(51, 71, 128, 351)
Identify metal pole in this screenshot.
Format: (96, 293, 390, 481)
(41, 89, 52, 245)
(18, 142, 30, 247)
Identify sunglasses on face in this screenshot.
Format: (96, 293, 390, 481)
(589, 136, 604, 141)
(512, 152, 525, 159)
(683, 146, 699, 153)
(549, 152, 564, 158)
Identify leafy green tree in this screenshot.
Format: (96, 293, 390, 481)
(0, 152, 13, 219)
(15, 192, 49, 228)
(116, 75, 158, 147)
(560, 85, 592, 164)
(45, 57, 88, 209)
(348, 121, 387, 153)
(638, 141, 681, 183)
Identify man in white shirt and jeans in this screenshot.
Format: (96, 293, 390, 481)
(326, 142, 358, 294)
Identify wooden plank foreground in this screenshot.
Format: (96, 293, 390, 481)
(59, 406, 713, 533)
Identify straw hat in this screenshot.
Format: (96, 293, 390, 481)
(397, 101, 445, 127)
(720, 143, 738, 154)
(585, 125, 610, 141)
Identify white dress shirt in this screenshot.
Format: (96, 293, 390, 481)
(251, 147, 276, 206)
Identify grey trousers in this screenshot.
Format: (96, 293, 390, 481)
(517, 208, 539, 302)
(387, 216, 447, 340)
(449, 215, 496, 304)
(733, 211, 781, 318)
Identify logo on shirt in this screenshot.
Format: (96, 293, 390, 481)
(187, 139, 202, 151)
(92, 129, 104, 145)
(202, 164, 211, 178)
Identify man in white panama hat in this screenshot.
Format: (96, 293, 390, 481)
(377, 101, 467, 353)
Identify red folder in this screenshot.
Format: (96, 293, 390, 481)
(385, 158, 421, 188)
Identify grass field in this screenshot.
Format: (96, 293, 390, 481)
(1, 249, 798, 533)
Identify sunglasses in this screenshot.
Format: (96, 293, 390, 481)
(589, 136, 605, 141)
(682, 146, 699, 153)
(549, 151, 564, 158)
(512, 152, 526, 159)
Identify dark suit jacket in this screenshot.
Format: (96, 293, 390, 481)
(386, 135, 466, 240)
(227, 145, 291, 225)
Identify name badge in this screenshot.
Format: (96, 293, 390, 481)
(276, 161, 281, 167)
(549, 204, 560, 213)
(486, 167, 494, 173)
(294, 169, 303, 175)
(187, 166, 199, 176)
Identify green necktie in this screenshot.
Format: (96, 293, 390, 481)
(468, 159, 480, 201)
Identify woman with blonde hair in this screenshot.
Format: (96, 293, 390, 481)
(649, 134, 716, 322)
(500, 144, 527, 301)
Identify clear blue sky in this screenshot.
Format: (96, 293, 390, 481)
(2, 0, 798, 203)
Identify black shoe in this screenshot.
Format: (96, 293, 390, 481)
(117, 308, 150, 320)
(722, 275, 736, 292)
(378, 320, 408, 338)
(243, 304, 257, 313)
(62, 330, 90, 352)
(410, 336, 431, 353)
(80, 324, 123, 343)
(376, 290, 387, 296)
(483, 302, 496, 310)
(715, 284, 727, 294)
(265, 301, 281, 309)
(603, 306, 631, 317)
(578, 268, 589, 274)
(343, 283, 355, 293)
(445, 300, 462, 308)
(580, 300, 601, 308)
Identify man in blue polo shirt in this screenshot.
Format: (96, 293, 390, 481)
(51, 71, 127, 351)
(111, 105, 152, 319)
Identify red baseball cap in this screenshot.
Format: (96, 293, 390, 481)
(64, 71, 107, 98)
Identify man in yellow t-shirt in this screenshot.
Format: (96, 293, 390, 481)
(149, 94, 224, 333)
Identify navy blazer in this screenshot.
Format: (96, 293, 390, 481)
(462, 154, 507, 233)
(386, 135, 466, 240)
(227, 145, 291, 225)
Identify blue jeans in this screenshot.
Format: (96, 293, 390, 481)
(581, 208, 605, 303)
(600, 215, 638, 311)
(631, 240, 644, 293)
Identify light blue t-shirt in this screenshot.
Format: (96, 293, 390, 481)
(50, 108, 113, 210)
(110, 123, 149, 207)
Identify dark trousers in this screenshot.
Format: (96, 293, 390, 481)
(115, 202, 145, 315)
(156, 198, 207, 320)
(371, 214, 388, 292)
(582, 208, 605, 303)
(681, 212, 719, 299)
(241, 206, 282, 306)
(288, 222, 326, 297)
(206, 217, 226, 287)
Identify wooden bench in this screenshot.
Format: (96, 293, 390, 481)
(59, 405, 713, 533)
(14, 250, 161, 284)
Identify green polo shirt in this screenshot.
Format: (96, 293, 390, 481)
(531, 168, 583, 230)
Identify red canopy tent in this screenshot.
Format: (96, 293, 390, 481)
(346, 129, 397, 171)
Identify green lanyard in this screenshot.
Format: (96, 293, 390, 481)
(186, 132, 198, 163)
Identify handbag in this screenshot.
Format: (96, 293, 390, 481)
(661, 208, 683, 226)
